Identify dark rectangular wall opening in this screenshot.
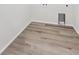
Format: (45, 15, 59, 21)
(58, 13, 65, 24)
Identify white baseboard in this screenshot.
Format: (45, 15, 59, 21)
(1, 19, 79, 54)
(32, 20, 58, 25)
(33, 20, 79, 35)
(72, 25, 79, 35)
(0, 20, 32, 54)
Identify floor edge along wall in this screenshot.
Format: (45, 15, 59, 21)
(0, 21, 32, 54)
(0, 20, 79, 54)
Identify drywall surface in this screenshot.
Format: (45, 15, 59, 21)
(31, 4, 73, 26)
(72, 5, 79, 34)
(0, 4, 31, 53)
(0, 4, 78, 54)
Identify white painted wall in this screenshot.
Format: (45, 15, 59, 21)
(0, 4, 31, 53)
(31, 4, 73, 26)
(72, 4, 79, 34)
(0, 4, 79, 54)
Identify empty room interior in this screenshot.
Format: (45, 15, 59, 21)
(0, 4, 79, 55)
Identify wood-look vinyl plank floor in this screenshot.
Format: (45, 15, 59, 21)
(2, 22, 79, 55)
